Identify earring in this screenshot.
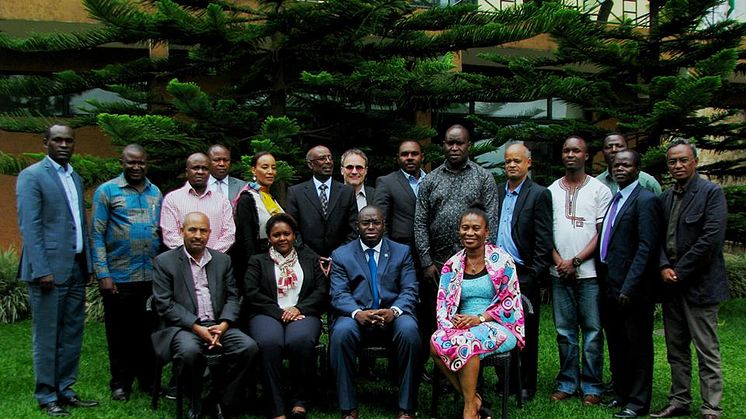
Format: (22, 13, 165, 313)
(253, 175, 257, 182)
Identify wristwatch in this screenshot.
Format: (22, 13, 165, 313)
(572, 257, 583, 268)
(478, 314, 486, 323)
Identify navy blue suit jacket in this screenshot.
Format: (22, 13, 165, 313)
(659, 174, 729, 305)
(329, 237, 418, 320)
(597, 184, 662, 301)
(16, 158, 92, 282)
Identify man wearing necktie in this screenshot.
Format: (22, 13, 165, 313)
(597, 150, 662, 419)
(206, 144, 247, 203)
(329, 205, 420, 419)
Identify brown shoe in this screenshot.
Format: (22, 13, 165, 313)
(550, 391, 573, 401)
(583, 394, 602, 406)
(340, 409, 358, 419)
(649, 405, 691, 418)
(396, 411, 415, 419)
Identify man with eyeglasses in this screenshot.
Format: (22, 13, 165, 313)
(341, 148, 376, 211)
(650, 138, 728, 419)
(329, 205, 420, 419)
(286, 145, 358, 258)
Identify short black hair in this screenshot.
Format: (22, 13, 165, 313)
(666, 138, 698, 159)
(251, 151, 274, 167)
(459, 201, 488, 227)
(265, 213, 299, 237)
(613, 149, 641, 168)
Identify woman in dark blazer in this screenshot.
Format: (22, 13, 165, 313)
(244, 213, 327, 419)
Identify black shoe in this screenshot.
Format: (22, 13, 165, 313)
(40, 402, 70, 417)
(187, 407, 203, 419)
(422, 371, 433, 384)
(164, 385, 177, 400)
(60, 396, 99, 408)
(111, 388, 130, 401)
(605, 399, 622, 409)
(650, 405, 691, 418)
(614, 408, 639, 418)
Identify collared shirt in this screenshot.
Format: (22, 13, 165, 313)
(354, 187, 369, 211)
(160, 182, 235, 253)
(184, 248, 214, 322)
(497, 179, 525, 265)
(350, 239, 402, 318)
(312, 176, 332, 199)
(208, 175, 229, 198)
(91, 174, 163, 283)
(599, 180, 639, 260)
(47, 156, 83, 253)
(401, 168, 426, 196)
(597, 169, 662, 196)
(414, 160, 498, 267)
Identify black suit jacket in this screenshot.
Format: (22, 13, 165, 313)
(286, 178, 358, 257)
(375, 170, 417, 245)
(496, 178, 554, 282)
(151, 247, 241, 361)
(597, 184, 662, 301)
(659, 174, 729, 305)
(243, 245, 328, 320)
(363, 185, 376, 209)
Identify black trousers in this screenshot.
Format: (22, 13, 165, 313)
(601, 295, 654, 414)
(517, 270, 542, 396)
(102, 281, 155, 392)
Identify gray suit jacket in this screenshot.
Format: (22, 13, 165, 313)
(16, 158, 92, 282)
(227, 175, 247, 202)
(659, 174, 729, 305)
(375, 170, 417, 245)
(151, 247, 241, 360)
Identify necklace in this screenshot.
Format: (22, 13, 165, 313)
(467, 257, 483, 274)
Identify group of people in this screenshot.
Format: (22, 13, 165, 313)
(15, 123, 728, 419)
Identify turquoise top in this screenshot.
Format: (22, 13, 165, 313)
(458, 271, 495, 316)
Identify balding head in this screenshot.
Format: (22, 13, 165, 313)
(181, 212, 211, 257)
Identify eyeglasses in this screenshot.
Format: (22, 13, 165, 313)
(310, 155, 333, 163)
(358, 220, 382, 228)
(344, 165, 366, 171)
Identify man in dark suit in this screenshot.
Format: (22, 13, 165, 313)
(152, 212, 258, 419)
(651, 139, 728, 419)
(329, 205, 420, 419)
(495, 142, 553, 401)
(341, 148, 376, 210)
(597, 150, 662, 418)
(207, 144, 247, 203)
(286, 145, 358, 258)
(16, 124, 99, 416)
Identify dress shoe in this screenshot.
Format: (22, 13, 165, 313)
(614, 408, 639, 418)
(187, 407, 202, 419)
(583, 394, 602, 406)
(164, 385, 178, 400)
(40, 402, 70, 417)
(550, 390, 573, 401)
(396, 411, 415, 419)
(290, 409, 308, 419)
(60, 396, 99, 408)
(604, 399, 622, 409)
(340, 409, 358, 419)
(650, 404, 691, 418)
(111, 388, 129, 401)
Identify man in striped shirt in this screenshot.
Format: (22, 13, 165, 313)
(160, 153, 235, 253)
(91, 144, 163, 401)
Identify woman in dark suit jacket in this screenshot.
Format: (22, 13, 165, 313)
(244, 213, 327, 419)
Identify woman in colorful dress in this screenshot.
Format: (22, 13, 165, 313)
(430, 203, 525, 419)
(231, 151, 283, 282)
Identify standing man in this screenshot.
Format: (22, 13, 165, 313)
(329, 205, 420, 419)
(207, 144, 247, 203)
(651, 139, 728, 419)
(152, 212, 257, 419)
(597, 150, 662, 418)
(161, 152, 235, 253)
(597, 133, 662, 195)
(16, 124, 99, 416)
(341, 148, 375, 211)
(414, 124, 498, 311)
(548, 135, 611, 406)
(286, 145, 358, 258)
(91, 144, 163, 401)
(495, 142, 553, 401)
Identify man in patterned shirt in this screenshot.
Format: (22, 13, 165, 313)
(414, 125, 498, 342)
(91, 144, 163, 401)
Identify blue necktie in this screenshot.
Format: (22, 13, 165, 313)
(600, 192, 622, 262)
(366, 249, 379, 309)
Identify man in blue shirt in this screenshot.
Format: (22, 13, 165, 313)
(91, 144, 163, 401)
(495, 143, 553, 401)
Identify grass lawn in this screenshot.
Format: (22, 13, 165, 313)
(1, 299, 744, 418)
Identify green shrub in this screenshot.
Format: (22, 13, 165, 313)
(0, 247, 30, 324)
(725, 253, 746, 299)
(724, 185, 746, 245)
(85, 286, 104, 323)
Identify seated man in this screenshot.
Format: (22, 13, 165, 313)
(152, 212, 258, 419)
(329, 205, 420, 419)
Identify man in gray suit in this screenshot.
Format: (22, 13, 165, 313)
(16, 124, 99, 416)
(207, 144, 247, 203)
(152, 212, 257, 419)
(651, 139, 729, 419)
